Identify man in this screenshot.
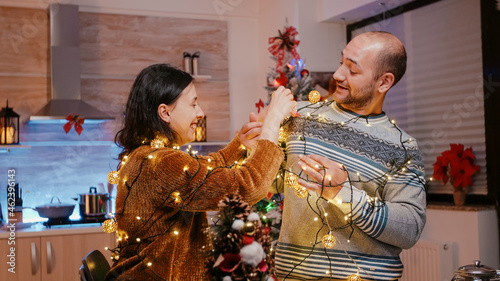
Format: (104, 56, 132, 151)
(274, 31, 426, 280)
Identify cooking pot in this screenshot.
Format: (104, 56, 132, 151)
(452, 260, 500, 281)
(77, 187, 110, 217)
(31, 196, 75, 219)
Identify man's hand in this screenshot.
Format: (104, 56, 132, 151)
(296, 154, 347, 201)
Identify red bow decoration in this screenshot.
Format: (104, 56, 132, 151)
(268, 26, 301, 71)
(63, 114, 85, 135)
(255, 99, 265, 113)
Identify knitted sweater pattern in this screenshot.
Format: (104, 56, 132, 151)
(105, 138, 284, 281)
(275, 102, 427, 281)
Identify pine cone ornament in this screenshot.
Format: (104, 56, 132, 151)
(217, 230, 243, 254)
(231, 268, 246, 281)
(218, 194, 252, 220)
(255, 227, 272, 254)
(241, 263, 261, 281)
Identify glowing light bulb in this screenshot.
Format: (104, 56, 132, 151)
(136, 216, 141, 220)
(147, 262, 152, 267)
(148, 154, 153, 159)
(107, 171, 119, 184)
(102, 219, 117, 233)
(150, 137, 165, 148)
(308, 90, 321, 103)
(285, 173, 299, 188)
(294, 185, 308, 198)
(347, 273, 362, 281)
(321, 233, 336, 249)
(173, 231, 179, 235)
(136, 238, 141, 242)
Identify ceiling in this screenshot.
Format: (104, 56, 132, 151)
(324, 0, 416, 23)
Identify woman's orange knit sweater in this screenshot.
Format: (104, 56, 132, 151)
(105, 138, 284, 280)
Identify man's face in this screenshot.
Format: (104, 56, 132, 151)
(332, 36, 383, 112)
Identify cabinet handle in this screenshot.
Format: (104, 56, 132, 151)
(30, 242, 39, 275)
(46, 241, 53, 274)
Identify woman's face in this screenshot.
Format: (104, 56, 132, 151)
(165, 83, 205, 145)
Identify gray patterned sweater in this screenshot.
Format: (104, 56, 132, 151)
(275, 101, 426, 281)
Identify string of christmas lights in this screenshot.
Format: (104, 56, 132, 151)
(103, 90, 427, 281)
(104, 137, 252, 280)
(270, 92, 427, 280)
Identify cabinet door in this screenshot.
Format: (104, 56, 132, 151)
(0, 237, 42, 281)
(40, 232, 115, 281)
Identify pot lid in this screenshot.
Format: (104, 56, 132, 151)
(36, 196, 75, 208)
(456, 260, 499, 277)
(79, 186, 109, 196)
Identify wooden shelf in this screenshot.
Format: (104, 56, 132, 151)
(192, 75, 212, 82)
(0, 144, 31, 152)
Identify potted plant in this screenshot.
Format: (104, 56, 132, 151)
(432, 144, 480, 205)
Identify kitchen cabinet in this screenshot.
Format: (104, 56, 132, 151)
(0, 226, 115, 281)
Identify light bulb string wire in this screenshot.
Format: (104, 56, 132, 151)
(272, 101, 427, 279)
(108, 144, 249, 279)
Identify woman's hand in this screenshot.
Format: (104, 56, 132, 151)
(260, 86, 297, 144)
(237, 112, 262, 150)
(296, 154, 347, 201)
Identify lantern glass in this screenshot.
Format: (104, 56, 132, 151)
(0, 101, 20, 144)
(194, 116, 206, 142)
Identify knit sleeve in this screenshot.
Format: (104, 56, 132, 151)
(146, 139, 284, 211)
(330, 149, 427, 249)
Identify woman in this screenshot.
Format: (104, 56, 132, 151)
(105, 64, 295, 280)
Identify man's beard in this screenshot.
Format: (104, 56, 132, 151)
(335, 82, 375, 110)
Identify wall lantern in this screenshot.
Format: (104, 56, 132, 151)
(0, 100, 20, 144)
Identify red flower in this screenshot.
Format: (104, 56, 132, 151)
(432, 143, 480, 190)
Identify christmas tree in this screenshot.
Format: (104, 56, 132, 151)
(206, 194, 276, 281)
(265, 25, 314, 102)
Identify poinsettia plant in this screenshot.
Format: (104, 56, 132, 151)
(432, 143, 480, 191)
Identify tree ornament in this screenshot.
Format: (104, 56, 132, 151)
(308, 90, 321, 103)
(103, 218, 117, 233)
(321, 233, 336, 249)
(241, 222, 257, 236)
(218, 194, 252, 220)
(150, 137, 165, 148)
(285, 173, 298, 188)
(347, 273, 362, 281)
(294, 185, 308, 198)
(107, 171, 119, 184)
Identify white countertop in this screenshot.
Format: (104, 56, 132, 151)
(0, 222, 108, 238)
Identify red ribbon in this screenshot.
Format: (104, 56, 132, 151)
(255, 99, 265, 113)
(63, 114, 85, 135)
(268, 26, 301, 71)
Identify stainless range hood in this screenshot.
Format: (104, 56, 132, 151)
(30, 4, 112, 121)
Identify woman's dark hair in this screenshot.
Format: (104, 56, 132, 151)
(115, 64, 193, 159)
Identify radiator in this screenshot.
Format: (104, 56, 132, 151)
(400, 240, 454, 281)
